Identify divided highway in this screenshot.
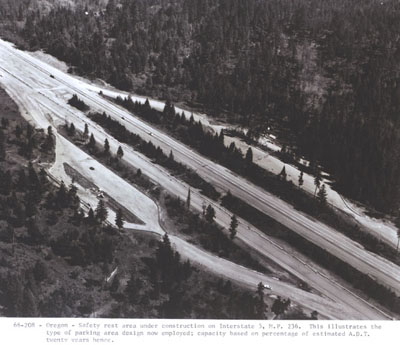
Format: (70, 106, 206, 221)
(0, 39, 397, 319)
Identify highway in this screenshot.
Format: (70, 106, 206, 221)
(0, 38, 397, 319)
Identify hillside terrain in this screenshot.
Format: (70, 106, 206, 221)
(0, 0, 398, 214)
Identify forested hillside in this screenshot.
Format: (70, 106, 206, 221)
(1, 0, 399, 213)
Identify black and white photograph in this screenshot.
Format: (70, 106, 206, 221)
(0, 0, 399, 339)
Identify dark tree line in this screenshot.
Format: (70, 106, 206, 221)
(68, 94, 90, 112)
(121, 233, 267, 319)
(4, 0, 400, 211)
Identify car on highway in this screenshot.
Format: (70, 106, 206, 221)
(263, 284, 272, 290)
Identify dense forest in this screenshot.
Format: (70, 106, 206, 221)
(0, 0, 399, 213)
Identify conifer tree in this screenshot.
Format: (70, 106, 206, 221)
(186, 188, 191, 209)
(104, 138, 110, 155)
(56, 181, 68, 208)
(83, 123, 89, 138)
(278, 165, 287, 181)
(47, 126, 53, 137)
(95, 199, 108, 223)
(205, 204, 216, 223)
(395, 217, 400, 252)
(87, 207, 95, 223)
(245, 147, 253, 165)
(117, 145, 124, 159)
(67, 123, 76, 136)
(115, 208, 124, 229)
(168, 150, 174, 162)
(255, 282, 266, 319)
(314, 168, 322, 197)
(298, 170, 304, 188)
(88, 133, 96, 150)
(229, 214, 238, 239)
(317, 183, 327, 205)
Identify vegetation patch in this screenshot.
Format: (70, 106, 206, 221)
(67, 94, 89, 112)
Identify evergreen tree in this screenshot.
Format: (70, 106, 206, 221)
(229, 214, 238, 239)
(83, 123, 89, 138)
(395, 217, 400, 252)
(205, 204, 216, 223)
(186, 188, 191, 209)
(25, 138, 33, 159)
(245, 147, 253, 165)
(43, 129, 54, 152)
(314, 168, 322, 197)
(68, 184, 80, 208)
(168, 150, 174, 162)
(104, 138, 110, 154)
(87, 207, 95, 223)
(56, 181, 68, 208)
(47, 126, 53, 137)
(67, 122, 76, 136)
(39, 168, 47, 185)
(317, 183, 327, 205)
(202, 201, 206, 216)
(95, 199, 108, 223)
(311, 311, 319, 320)
(298, 170, 304, 188)
(115, 208, 124, 229)
(278, 165, 287, 181)
(88, 133, 96, 150)
(27, 162, 40, 190)
(218, 130, 225, 145)
(117, 145, 124, 159)
(255, 282, 266, 319)
(271, 296, 291, 318)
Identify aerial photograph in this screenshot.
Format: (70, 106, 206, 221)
(0, 0, 399, 321)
